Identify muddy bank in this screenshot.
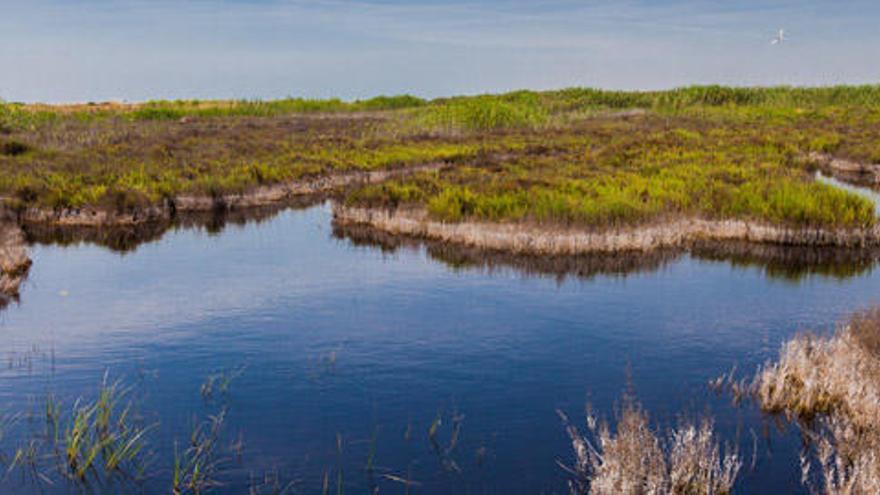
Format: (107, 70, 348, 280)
(0, 222, 31, 304)
(810, 152, 880, 188)
(334, 206, 880, 256)
(4, 163, 448, 228)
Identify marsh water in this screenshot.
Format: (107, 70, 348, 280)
(3, 202, 880, 493)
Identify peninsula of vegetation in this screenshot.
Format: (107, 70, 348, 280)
(2, 85, 880, 260)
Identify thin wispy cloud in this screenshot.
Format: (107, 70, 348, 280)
(1, 0, 878, 102)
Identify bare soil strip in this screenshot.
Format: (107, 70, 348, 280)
(810, 152, 880, 187)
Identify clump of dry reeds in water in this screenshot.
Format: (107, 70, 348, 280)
(558, 398, 740, 495)
(752, 307, 880, 494)
(0, 223, 31, 300)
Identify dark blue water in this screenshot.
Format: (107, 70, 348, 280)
(2, 203, 879, 493)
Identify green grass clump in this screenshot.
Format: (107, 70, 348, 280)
(355, 94, 426, 110)
(539, 87, 656, 111)
(651, 85, 880, 110)
(61, 376, 154, 481)
(0, 371, 259, 492)
(0, 374, 157, 487)
(0, 102, 59, 131)
(172, 409, 227, 494)
(412, 96, 548, 132)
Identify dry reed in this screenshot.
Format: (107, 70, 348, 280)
(707, 307, 880, 493)
(558, 399, 740, 495)
(753, 307, 880, 494)
(0, 223, 31, 300)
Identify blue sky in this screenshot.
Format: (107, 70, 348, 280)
(2, 0, 879, 102)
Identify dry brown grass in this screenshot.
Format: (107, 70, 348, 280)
(807, 416, 880, 495)
(848, 308, 880, 358)
(558, 399, 740, 495)
(752, 308, 880, 494)
(755, 311, 880, 426)
(0, 223, 31, 300)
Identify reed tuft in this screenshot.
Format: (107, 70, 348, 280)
(558, 398, 740, 495)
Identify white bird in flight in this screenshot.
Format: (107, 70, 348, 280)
(771, 29, 787, 45)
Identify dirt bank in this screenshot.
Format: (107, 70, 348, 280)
(333, 206, 880, 255)
(0, 222, 31, 302)
(810, 152, 880, 187)
(4, 163, 448, 228)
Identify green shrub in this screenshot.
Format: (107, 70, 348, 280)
(415, 97, 548, 132)
(808, 134, 842, 153)
(427, 187, 479, 221)
(356, 95, 426, 110)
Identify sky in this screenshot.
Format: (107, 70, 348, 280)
(2, 0, 879, 103)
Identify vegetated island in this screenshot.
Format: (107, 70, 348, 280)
(3, 85, 880, 297)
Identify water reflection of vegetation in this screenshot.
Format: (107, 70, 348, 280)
(6, 195, 878, 298)
(333, 221, 880, 283)
(691, 241, 880, 282)
(335, 221, 682, 282)
(21, 199, 317, 254)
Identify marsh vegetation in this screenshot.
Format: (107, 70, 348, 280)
(2, 86, 880, 234)
(342, 87, 880, 234)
